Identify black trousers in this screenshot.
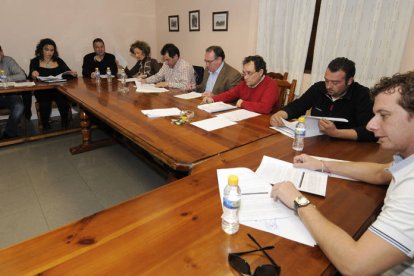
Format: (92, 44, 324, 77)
(34, 89, 69, 128)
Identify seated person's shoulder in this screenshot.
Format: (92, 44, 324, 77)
(83, 52, 95, 60)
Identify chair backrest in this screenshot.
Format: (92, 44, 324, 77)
(267, 72, 288, 80)
(193, 65, 205, 85)
(274, 78, 297, 110)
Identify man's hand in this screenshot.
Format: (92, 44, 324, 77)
(236, 99, 243, 107)
(293, 154, 323, 171)
(270, 111, 288, 127)
(201, 96, 214, 104)
(270, 181, 302, 209)
(318, 119, 339, 137)
(155, 82, 168, 88)
(202, 91, 212, 97)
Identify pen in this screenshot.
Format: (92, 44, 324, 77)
(298, 172, 305, 188)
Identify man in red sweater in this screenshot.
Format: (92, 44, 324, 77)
(201, 55, 279, 114)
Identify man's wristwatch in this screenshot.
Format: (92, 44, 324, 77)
(294, 195, 311, 215)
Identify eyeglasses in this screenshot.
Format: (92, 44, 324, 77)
(242, 71, 258, 78)
(204, 58, 217, 64)
(228, 233, 281, 276)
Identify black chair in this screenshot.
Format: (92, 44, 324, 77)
(193, 66, 204, 85)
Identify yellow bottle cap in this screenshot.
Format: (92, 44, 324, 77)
(298, 116, 305, 123)
(228, 175, 239, 186)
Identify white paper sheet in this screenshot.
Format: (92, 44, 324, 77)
(136, 83, 169, 93)
(13, 81, 36, 87)
(141, 107, 181, 118)
(309, 155, 356, 181)
(197, 102, 237, 113)
(174, 92, 203, 99)
(191, 116, 237, 131)
(216, 166, 316, 246)
(115, 50, 128, 68)
(216, 109, 260, 122)
(255, 156, 328, 196)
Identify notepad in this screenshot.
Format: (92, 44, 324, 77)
(174, 92, 203, 99)
(216, 109, 260, 122)
(141, 108, 181, 118)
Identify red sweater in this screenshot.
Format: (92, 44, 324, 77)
(212, 76, 279, 114)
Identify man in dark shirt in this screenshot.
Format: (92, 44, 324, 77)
(82, 38, 118, 78)
(270, 57, 376, 141)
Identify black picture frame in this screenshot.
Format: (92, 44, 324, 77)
(168, 15, 179, 32)
(212, 11, 228, 31)
(189, 10, 200, 31)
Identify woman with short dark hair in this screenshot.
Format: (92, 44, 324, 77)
(124, 40, 160, 78)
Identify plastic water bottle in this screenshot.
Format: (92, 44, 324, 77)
(0, 70, 8, 88)
(120, 69, 126, 84)
(95, 68, 101, 84)
(292, 116, 306, 151)
(222, 175, 241, 235)
(106, 67, 112, 83)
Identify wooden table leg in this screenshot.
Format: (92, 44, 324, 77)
(70, 109, 114, 154)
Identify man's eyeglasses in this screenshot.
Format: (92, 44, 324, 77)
(204, 58, 217, 64)
(228, 233, 281, 276)
(242, 71, 257, 78)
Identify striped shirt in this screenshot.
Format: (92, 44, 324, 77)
(145, 58, 195, 89)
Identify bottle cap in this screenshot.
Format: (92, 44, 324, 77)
(298, 116, 305, 123)
(228, 175, 238, 186)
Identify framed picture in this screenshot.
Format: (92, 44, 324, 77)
(189, 10, 200, 31)
(168, 15, 179, 32)
(212, 11, 228, 31)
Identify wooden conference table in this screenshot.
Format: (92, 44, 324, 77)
(0, 133, 393, 275)
(57, 78, 275, 174)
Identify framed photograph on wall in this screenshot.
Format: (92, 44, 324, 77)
(189, 10, 200, 31)
(169, 15, 179, 32)
(212, 11, 228, 31)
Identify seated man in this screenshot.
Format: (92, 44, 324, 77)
(202, 55, 279, 114)
(0, 45, 25, 139)
(82, 38, 118, 78)
(271, 71, 414, 275)
(195, 45, 241, 96)
(270, 57, 376, 141)
(142, 43, 195, 89)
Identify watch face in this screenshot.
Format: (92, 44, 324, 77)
(297, 196, 310, 206)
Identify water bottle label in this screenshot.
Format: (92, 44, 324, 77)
(223, 198, 240, 209)
(295, 128, 305, 135)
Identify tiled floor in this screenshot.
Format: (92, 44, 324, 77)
(0, 129, 167, 249)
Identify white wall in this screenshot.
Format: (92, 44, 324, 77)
(154, 0, 259, 72)
(0, 0, 157, 75)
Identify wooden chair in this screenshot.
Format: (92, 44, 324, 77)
(267, 71, 288, 80)
(274, 78, 297, 110)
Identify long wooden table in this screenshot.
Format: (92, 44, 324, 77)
(0, 134, 393, 275)
(57, 78, 276, 173)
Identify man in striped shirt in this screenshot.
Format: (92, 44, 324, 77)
(142, 43, 195, 90)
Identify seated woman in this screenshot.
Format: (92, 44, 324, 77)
(29, 38, 77, 130)
(123, 41, 160, 78)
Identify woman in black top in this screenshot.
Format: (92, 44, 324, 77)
(29, 38, 77, 130)
(124, 40, 160, 78)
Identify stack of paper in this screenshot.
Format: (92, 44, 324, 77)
(141, 107, 181, 118)
(216, 109, 260, 122)
(198, 102, 237, 113)
(174, 92, 203, 99)
(136, 83, 169, 93)
(191, 117, 237, 131)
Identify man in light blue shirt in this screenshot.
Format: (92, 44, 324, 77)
(0, 45, 25, 139)
(195, 46, 241, 96)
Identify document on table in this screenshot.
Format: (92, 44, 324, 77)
(272, 116, 348, 138)
(4, 81, 36, 87)
(217, 166, 316, 246)
(197, 102, 237, 113)
(118, 77, 138, 83)
(174, 91, 202, 99)
(141, 107, 181, 118)
(256, 156, 328, 196)
(191, 116, 237, 131)
(216, 109, 260, 122)
(136, 83, 169, 93)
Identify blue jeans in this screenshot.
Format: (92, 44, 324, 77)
(0, 94, 24, 137)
